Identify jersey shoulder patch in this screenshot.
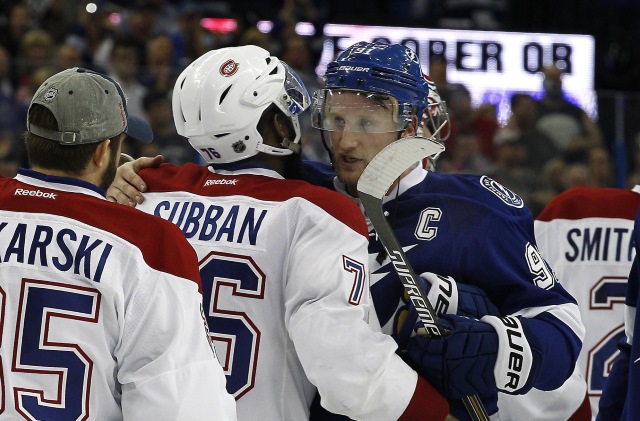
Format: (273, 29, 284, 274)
(479, 176, 524, 208)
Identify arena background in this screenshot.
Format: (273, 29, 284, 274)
(1, 0, 638, 214)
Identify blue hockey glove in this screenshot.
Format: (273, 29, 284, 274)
(406, 314, 499, 399)
(406, 314, 542, 399)
(421, 272, 500, 319)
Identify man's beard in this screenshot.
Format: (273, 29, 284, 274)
(99, 142, 120, 191)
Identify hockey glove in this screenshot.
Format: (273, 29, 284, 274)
(397, 273, 500, 347)
(421, 272, 500, 319)
(406, 314, 498, 399)
(406, 314, 542, 399)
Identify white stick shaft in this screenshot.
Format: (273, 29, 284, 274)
(356, 136, 489, 421)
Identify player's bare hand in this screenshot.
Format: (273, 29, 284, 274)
(107, 155, 163, 206)
(445, 415, 459, 421)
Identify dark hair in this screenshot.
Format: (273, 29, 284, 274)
(110, 36, 139, 58)
(256, 104, 294, 143)
(24, 104, 120, 174)
(142, 89, 170, 113)
(510, 93, 534, 110)
(256, 104, 302, 179)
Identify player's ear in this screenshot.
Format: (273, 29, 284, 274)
(93, 139, 111, 168)
(273, 113, 289, 139)
(402, 115, 419, 138)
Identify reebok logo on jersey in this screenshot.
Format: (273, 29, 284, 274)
(204, 179, 238, 186)
(14, 188, 57, 199)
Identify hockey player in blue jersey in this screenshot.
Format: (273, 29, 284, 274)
(597, 208, 640, 420)
(302, 41, 585, 420)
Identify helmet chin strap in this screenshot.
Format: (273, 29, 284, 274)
(281, 138, 301, 153)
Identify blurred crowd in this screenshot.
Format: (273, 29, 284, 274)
(0, 0, 626, 216)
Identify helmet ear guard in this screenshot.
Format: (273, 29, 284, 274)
(172, 46, 310, 164)
(418, 74, 450, 142)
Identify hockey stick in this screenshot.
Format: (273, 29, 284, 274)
(357, 135, 490, 421)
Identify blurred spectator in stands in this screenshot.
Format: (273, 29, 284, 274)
(528, 157, 571, 213)
(279, 33, 326, 162)
(9, 65, 56, 173)
(428, 55, 468, 107)
(0, 3, 32, 60)
(545, 158, 569, 191)
(628, 135, 640, 188)
(500, 92, 561, 172)
(117, 2, 158, 67)
(14, 30, 54, 105)
(0, 43, 20, 176)
(440, 129, 495, 175)
(140, 34, 179, 91)
(444, 84, 499, 162)
(437, 0, 507, 30)
(66, 6, 115, 73)
(536, 64, 603, 161)
(141, 89, 195, 164)
(108, 37, 147, 123)
(277, 0, 323, 34)
(564, 162, 593, 188)
(55, 43, 86, 72)
(170, 2, 216, 68)
(39, 0, 76, 45)
(239, 26, 274, 53)
(136, 0, 179, 36)
(0, 45, 13, 100)
(491, 129, 548, 215)
(280, 33, 319, 90)
(587, 145, 615, 187)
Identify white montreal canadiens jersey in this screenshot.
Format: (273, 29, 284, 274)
(534, 185, 640, 420)
(0, 169, 236, 421)
(135, 162, 420, 421)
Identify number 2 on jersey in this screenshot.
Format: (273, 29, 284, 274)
(588, 277, 627, 396)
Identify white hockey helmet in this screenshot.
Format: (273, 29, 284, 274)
(172, 45, 310, 164)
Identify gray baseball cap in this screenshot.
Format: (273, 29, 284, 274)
(27, 67, 153, 144)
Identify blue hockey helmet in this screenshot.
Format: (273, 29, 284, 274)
(312, 41, 430, 133)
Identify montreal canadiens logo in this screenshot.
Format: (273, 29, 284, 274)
(480, 176, 524, 208)
(220, 59, 239, 76)
(43, 87, 58, 101)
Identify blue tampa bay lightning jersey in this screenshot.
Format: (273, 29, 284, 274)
(303, 160, 585, 421)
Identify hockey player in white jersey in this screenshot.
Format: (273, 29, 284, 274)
(517, 185, 640, 420)
(107, 46, 455, 420)
(1, 68, 236, 420)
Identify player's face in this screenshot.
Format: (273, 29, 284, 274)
(326, 92, 404, 197)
